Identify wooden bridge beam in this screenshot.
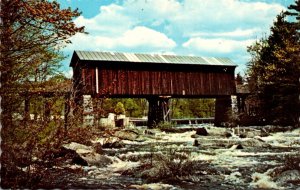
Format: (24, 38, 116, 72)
(147, 96, 171, 128)
(214, 96, 232, 126)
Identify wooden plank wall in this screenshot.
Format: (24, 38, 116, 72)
(82, 67, 235, 96)
(81, 68, 95, 94)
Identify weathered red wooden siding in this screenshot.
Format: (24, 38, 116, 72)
(81, 67, 235, 97)
(81, 68, 95, 94)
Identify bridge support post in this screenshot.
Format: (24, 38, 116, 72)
(92, 96, 101, 127)
(147, 96, 171, 128)
(215, 96, 232, 127)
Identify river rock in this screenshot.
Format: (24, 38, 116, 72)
(240, 139, 271, 148)
(62, 142, 112, 167)
(63, 142, 93, 153)
(193, 139, 200, 146)
(260, 128, 269, 137)
(114, 130, 139, 141)
(92, 142, 103, 154)
(276, 170, 300, 184)
(234, 127, 261, 138)
(144, 129, 155, 135)
(206, 127, 227, 136)
(264, 125, 293, 133)
(224, 131, 232, 138)
(229, 144, 244, 150)
(79, 152, 112, 167)
(102, 141, 124, 148)
(59, 146, 88, 166)
(196, 128, 208, 136)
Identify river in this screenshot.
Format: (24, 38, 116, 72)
(38, 124, 300, 189)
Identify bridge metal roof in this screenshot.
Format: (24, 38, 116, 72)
(70, 50, 236, 67)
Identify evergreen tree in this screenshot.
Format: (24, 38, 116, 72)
(236, 73, 244, 85)
(247, 9, 300, 126)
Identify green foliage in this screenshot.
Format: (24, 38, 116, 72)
(0, 0, 85, 127)
(123, 99, 142, 117)
(99, 98, 214, 119)
(138, 148, 209, 183)
(1, 119, 100, 188)
(157, 121, 174, 130)
(0, 0, 85, 188)
(101, 98, 147, 117)
(247, 8, 300, 126)
(171, 99, 215, 119)
(114, 102, 126, 115)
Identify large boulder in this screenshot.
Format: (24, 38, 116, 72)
(58, 146, 88, 166)
(206, 127, 228, 136)
(102, 141, 124, 149)
(114, 129, 139, 141)
(79, 152, 112, 167)
(234, 127, 261, 138)
(196, 127, 208, 136)
(62, 142, 112, 167)
(63, 142, 93, 153)
(240, 138, 271, 148)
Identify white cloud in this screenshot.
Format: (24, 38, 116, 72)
(189, 28, 261, 38)
(63, 0, 287, 74)
(183, 37, 255, 54)
(168, 0, 285, 37)
(74, 4, 136, 36)
(70, 0, 285, 49)
(66, 26, 176, 52)
(119, 26, 176, 49)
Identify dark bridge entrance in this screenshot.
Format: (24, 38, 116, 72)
(70, 50, 236, 127)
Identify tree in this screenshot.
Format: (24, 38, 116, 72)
(235, 73, 244, 85)
(0, 0, 85, 127)
(170, 99, 215, 119)
(123, 99, 141, 117)
(0, 1, 85, 188)
(247, 9, 300, 126)
(114, 102, 125, 115)
(285, 0, 300, 27)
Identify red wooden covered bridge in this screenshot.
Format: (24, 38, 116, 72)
(70, 50, 237, 127)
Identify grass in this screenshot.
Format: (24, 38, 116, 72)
(130, 147, 212, 183)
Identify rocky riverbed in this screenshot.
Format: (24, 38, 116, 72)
(35, 125, 300, 189)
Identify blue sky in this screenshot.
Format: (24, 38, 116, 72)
(57, 0, 295, 77)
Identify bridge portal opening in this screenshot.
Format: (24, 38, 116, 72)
(80, 96, 231, 128)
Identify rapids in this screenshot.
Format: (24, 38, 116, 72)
(45, 125, 300, 189)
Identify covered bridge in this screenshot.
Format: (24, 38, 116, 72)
(70, 50, 237, 127)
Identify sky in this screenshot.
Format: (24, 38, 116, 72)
(56, 0, 296, 77)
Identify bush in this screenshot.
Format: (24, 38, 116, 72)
(1, 117, 100, 188)
(156, 121, 175, 131)
(136, 148, 209, 183)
